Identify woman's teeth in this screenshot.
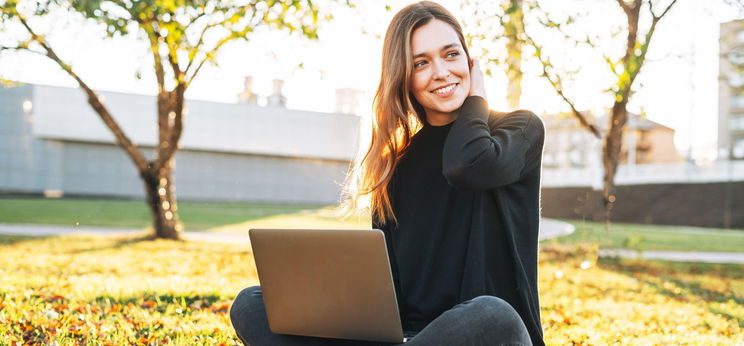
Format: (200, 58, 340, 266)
(433, 84, 456, 95)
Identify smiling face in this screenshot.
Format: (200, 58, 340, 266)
(409, 19, 470, 125)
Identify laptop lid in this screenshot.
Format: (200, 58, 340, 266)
(249, 228, 404, 343)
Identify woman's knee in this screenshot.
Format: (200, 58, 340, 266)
(229, 286, 263, 326)
(470, 295, 516, 313)
(469, 296, 525, 329)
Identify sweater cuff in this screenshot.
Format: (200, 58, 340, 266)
(458, 96, 489, 122)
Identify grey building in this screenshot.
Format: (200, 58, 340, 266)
(0, 83, 361, 205)
(719, 20, 744, 160)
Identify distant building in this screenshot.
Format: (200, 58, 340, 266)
(719, 20, 744, 160)
(541, 111, 680, 169)
(266, 79, 287, 107)
(335, 88, 367, 116)
(237, 76, 259, 105)
(541, 112, 600, 168)
(0, 83, 361, 204)
(600, 112, 681, 165)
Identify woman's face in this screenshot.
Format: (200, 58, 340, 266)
(409, 19, 470, 122)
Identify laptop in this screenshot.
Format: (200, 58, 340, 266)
(249, 228, 406, 343)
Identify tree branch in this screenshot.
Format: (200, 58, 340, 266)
(0, 45, 47, 58)
(142, 23, 166, 91)
(651, 0, 679, 20)
(616, 0, 632, 17)
(14, 12, 149, 172)
(523, 30, 601, 139)
(185, 4, 260, 85)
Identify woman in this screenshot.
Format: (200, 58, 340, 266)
(230, 2, 545, 345)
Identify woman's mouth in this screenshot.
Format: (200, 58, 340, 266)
(431, 83, 458, 98)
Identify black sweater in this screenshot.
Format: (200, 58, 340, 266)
(372, 96, 545, 346)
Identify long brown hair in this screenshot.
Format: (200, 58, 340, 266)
(340, 1, 471, 225)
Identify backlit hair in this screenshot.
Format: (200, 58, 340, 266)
(340, 1, 471, 225)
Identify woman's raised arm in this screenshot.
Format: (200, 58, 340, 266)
(442, 95, 545, 191)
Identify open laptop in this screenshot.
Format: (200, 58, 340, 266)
(248, 228, 406, 343)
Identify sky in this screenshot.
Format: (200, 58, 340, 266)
(1, 0, 741, 162)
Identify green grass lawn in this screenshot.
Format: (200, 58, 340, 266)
(0, 197, 367, 230)
(2, 197, 743, 253)
(549, 220, 744, 253)
(0, 235, 740, 345)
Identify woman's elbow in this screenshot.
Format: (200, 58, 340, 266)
(442, 164, 516, 191)
(442, 164, 473, 190)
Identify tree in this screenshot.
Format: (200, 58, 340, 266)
(0, 0, 340, 239)
(459, 0, 527, 109)
(531, 0, 680, 222)
(464, 0, 679, 223)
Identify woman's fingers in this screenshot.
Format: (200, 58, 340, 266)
(469, 58, 486, 98)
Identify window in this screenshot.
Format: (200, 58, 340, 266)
(569, 150, 584, 166)
(731, 96, 744, 108)
(556, 152, 568, 165)
(731, 116, 744, 131)
(734, 139, 744, 158)
(543, 153, 556, 166)
(571, 132, 583, 145)
(729, 72, 744, 88)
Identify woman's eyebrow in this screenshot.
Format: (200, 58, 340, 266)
(413, 43, 461, 59)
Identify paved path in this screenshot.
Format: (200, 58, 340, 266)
(0, 222, 252, 244)
(0, 219, 574, 244)
(598, 249, 744, 264)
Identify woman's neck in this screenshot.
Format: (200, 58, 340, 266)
(426, 110, 458, 126)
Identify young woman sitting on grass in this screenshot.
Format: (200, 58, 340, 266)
(230, 1, 545, 345)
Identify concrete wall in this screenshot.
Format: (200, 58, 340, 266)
(31, 85, 360, 161)
(0, 84, 357, 204)
(541, 182, 744, 229)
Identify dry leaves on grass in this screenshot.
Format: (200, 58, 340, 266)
(0, 236, 741, 345)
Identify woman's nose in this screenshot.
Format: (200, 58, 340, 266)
(432, 59, 450, 79)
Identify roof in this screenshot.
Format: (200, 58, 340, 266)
(26, 84, 361, 161)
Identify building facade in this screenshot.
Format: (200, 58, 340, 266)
(0, 83, 361, 205)
(541, 110, 680, 169)
(719, 19, 744, 160)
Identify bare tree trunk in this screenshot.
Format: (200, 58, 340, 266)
(505, 0, 524, 109)
(144, 86, 185, 240)
(602, 100, 629, 224)
(141, 161, 181, 240)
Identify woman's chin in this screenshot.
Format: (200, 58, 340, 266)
(435, 98, 466, 113)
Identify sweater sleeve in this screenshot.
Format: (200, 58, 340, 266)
(442, 96, 545, 191)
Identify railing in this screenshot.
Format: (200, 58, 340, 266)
(541, 160, 744, 188)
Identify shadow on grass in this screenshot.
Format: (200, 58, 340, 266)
(0, 234, 54, 245)
(94, 292, 224, 305)
(65, 233, 188, 254)
(92, 292, 227, 313)
(600, 257, 744, 326)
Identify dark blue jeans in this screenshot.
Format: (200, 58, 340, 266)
(230, 286, 532, 346)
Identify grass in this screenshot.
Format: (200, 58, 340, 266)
(538, 244, 743, 344)
(0, 236, 740, 345)
(0, 234, 253, 345)
(0, 197, 368, 231)
(548, 220, 744, 253)
(2, 197, 743, 253)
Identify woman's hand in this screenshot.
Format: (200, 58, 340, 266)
(468, 58, 486, 98)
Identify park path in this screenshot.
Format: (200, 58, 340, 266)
(1, 221, 743, 264)
(598, 249, 744, 264)
(0, 218, 575, 243)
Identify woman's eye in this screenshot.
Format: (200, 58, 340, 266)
(414, 61, 427, 68)
(447, 51, 460, 58)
